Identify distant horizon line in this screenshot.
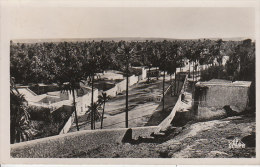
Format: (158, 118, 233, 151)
(11, 36, 254, 43)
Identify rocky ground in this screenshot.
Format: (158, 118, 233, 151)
(63, 114, 255, 158)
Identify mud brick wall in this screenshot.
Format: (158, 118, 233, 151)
(195, 81, 251, 112)
(11, 126, 159, 158)
(159, 75, 188, 131)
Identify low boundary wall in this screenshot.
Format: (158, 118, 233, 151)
(11, 126, 159, 158)
(11, 75, 188, 158)
(158, 75, 187, 131)
(104, 75, 140, 98)
(59, 116, 73, 135)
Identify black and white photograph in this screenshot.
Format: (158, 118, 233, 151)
(0, 0, 259, 164)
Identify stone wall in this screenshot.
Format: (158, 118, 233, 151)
(195, 81, 251, 112)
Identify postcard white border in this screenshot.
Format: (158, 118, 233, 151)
(0, 0, 259, 165)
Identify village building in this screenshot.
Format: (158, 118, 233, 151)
(17, 84, 98, 116)
(194, 79, 251, 120)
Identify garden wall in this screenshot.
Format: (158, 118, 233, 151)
(104, 86, 118, 97)
(104, 75, 140, 98)
(129, 75, 139, 86)
(116, 79, 127, 93)
(101, 71, 124, 80)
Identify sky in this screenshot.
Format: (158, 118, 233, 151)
(7, 6, 255, 40)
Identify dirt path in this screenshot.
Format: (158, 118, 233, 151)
(70, 102, 158, 132)
(105, 79, 170, 116)
(69, 76, 172, 132)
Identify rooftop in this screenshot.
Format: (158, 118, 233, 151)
(196, 79, 251, 87)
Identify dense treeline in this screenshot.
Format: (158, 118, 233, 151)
(10, 39, 255, 85)
(10, 38, 255, 143)
(10, 40, 255, 84)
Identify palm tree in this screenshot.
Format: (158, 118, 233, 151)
(185, 46, 193, 78)
(176, 46, 184, 94)
(139, 41, 154, 83)
(54, 42, 87, 131)
(85, 102, 101, 124)
(165, 42, 178, 96)
(85, 42, 103, 129)
(98, 92, 110, 129)
(59, 82, 81, 131)
(158, 41, 169, 112)
(190, 42, 200, 81)
(116, 41, 137, 128)
(10, 77, 36, 143)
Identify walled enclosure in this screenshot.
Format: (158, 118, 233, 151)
(104, 74, 141, 98)
(194, 80, 251, 119)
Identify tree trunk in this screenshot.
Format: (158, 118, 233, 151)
(100, 102, 105, 129)
(72, 89, 79, 131)
(91, 74, 94, 130)
(170, 74, 173, 96)
(174, 68, 177, 96)
(125, 57, 129, 128)
(189, 61, 191, 77)
(193, 61, 195, 81)
(178, 66, 182, 94)
(156, 67, 159, 80)
(162, 70, 165, 112)
(176, 70, 179, 95)
(195, 63, 197, 81)
(198, 64, 200, 80)
(148, 67, 151, 83)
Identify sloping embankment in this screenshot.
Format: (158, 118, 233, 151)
(59, 114, 255, 158)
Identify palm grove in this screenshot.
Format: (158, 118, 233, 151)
(10, 39, 255, 143)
